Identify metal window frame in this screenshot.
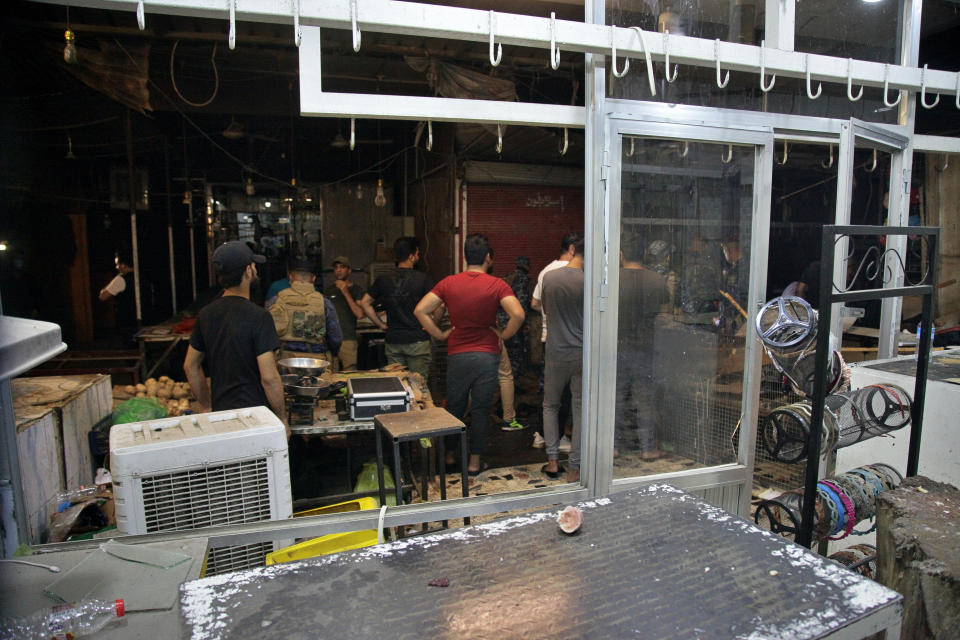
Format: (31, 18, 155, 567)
(599, 106, 774, 516)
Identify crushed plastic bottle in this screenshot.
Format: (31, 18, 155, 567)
(54, 486, 98, 513)
(0, 598, 124, 639)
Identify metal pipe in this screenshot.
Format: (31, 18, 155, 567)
(125, 109, 142, 327)
(164, 137, 177, 315)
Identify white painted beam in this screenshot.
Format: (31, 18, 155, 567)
(29, 0, 960, 96)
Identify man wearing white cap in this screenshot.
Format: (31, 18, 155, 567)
(183, 241, 287, 433)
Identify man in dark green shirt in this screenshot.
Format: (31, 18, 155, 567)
(324, 255, 365, 371)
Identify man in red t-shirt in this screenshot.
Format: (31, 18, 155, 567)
(415, 234, 525, 476)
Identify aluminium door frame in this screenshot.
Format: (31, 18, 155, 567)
(594, 102, 774, 517)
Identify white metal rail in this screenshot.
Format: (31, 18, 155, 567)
(31, 0, 960, 114)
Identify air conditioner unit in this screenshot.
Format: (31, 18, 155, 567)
(110, 406, 292, 576)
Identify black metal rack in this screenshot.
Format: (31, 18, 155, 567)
(796, 224, 939, 548)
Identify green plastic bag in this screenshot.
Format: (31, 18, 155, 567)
(112, 397, 168, 425)
(354, 461, 397, 506)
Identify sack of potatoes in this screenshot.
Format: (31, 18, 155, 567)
(121, 377, 194, 411)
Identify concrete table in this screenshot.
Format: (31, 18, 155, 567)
(180, 485, 902, 639)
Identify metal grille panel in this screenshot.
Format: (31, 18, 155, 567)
(141, 459, 272, 532)
(206, 542, 274, 576)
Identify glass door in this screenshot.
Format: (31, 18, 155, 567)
(597, 112, 774, 516)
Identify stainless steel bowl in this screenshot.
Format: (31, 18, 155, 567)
(277, 357, 329, 375)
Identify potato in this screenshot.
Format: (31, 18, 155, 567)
(136, 391, 146, 398)
(158, 376, 172, 384)
(123, 385, 136, 395)
(156, 388, 173, 400)
(135, 383, 147, 393)
(172, 388, 189, 400)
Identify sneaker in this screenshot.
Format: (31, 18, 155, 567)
(501, 419, 527, 431)
(558, 435, 572, 453)
(531, 432, 546, 448)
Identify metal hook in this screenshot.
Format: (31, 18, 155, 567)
(628, 27, 657, 96)
(715, 39, 729, 89)
(549, 12, 560, 70)
(805, 54, 821, 100)
(865, 148, 878, 173)
(821, 144, 835, 169)
(611, 25, 629, 79)
(955, 72, 960, 110)
(488, 11, 502, 67)
(228, 0, 236, 50)
(847, 59, 864, 102)
(679, 141, 689, 158)
(935, 154, 949, 172)
(920, 64, 940, 109)
(722, 144, 733, 164)
(882, 64, 901, 108)
(625, 137, 635, 157)
(495, 124, 503, 154)
(776, 140, 789, 166)
(292, 0, 301, 47)
(663, 30, 678, 83)
(426, 120, 433, 151)
(759, 40, 776, 93)
(136, 0, 145, 30)
(559, 128, 568, 156)
(349, 118, 355, 151)
(351, 0, 361, 53)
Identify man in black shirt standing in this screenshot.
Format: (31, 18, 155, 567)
(184, 241, 288, 434)
(359, 237, 434, 382)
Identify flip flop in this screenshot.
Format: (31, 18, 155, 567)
(540, 463, 565, 479)
(468, 461, 490, 477)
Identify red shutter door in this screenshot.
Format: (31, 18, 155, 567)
(465, 184, 585, 277)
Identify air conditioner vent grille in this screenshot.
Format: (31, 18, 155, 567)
(206, 542, 274, 576)
(141, 458, 272, 533)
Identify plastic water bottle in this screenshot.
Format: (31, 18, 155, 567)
(54, 486, 98, 513)
(0, 598, 124, 639)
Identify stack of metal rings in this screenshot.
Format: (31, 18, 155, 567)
(754, 464, 903, 543)
(828, 544, 878, 579)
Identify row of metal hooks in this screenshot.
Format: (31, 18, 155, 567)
(622, 138, 879, 171)
(135, 2, 960, 110)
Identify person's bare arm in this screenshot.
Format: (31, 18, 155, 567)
(183, 346, 211, 413)
(414, 292, 452, 341)
(98, 289, 113, 302)
(498, 296, 525, 341)
(531, 296, 542, 311)
(336, 280, 365, 319)
(359, 293, 387, 330)
(257, 350, 289, 438)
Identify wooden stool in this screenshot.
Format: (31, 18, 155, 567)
(374, 408, 469, 525)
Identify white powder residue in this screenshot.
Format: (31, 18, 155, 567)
(595, 497, 612, 505)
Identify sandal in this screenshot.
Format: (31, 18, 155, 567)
(540, 463, 565, 479)
(467, 461, 490, 477)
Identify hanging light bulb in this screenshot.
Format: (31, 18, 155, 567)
(65, 136, 77, 160)
(374, 178, 386, 207)
(182, 190, 192, 205)
(63, 29, 78, 64)
(245, 177, 255, 196)
(356, 183, 364, 200)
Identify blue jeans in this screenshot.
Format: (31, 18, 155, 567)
(444, 351, 499, 456)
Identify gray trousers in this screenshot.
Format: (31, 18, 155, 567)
(543, 354, 582, 470)
(615, 352, 657, 453)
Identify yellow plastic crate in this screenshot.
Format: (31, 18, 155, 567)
(265, 498, 379, 565)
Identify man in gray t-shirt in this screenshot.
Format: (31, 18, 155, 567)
(540, 238, 585, 483)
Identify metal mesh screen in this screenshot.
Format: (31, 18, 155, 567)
(206, 542, 275, 576)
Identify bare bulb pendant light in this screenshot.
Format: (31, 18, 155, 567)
(374, 178, 386, 207)
(63, 29, 78, 64)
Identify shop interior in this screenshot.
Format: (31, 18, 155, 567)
(1, 0, 959, 635)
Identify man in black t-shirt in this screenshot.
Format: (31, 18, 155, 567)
(184, 241, 288, 434)
(359, 237, 434, 381)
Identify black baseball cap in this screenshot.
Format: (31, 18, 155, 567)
(212, 241, 266, 274)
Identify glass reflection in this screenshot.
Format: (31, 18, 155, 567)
(614, 137, 753, 478)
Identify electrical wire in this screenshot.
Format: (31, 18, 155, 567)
(169, 40, 220, 108)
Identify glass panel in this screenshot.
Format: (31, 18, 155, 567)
(613, 136, 754, 479)
(796, 0, 903, 63)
